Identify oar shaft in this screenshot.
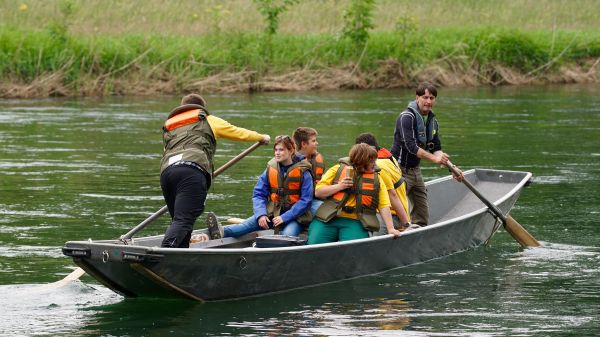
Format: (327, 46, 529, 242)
(446, 161, 540, 248)
(447, 162, 506, 222)
(120, 141, 263, 240)
(213, 142, 263, 177)
(121, 205, 169, 240)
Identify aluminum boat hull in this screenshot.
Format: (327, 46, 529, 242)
(63, 169, 532, 301)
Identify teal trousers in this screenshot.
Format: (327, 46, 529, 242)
(307, 216, 369, 244)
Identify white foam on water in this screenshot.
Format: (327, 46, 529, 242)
(0, 281, 122, 337)
(511, 242, 600, 263)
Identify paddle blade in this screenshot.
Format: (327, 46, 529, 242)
(504, 214, 540, 248)
(34, 267, 86, 292)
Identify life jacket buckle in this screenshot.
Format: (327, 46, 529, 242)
(341, 206, 356, 213)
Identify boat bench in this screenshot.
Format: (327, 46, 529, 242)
(189, 229, 275, 249)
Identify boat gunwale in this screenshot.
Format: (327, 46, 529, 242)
(422, 168, 532, 230)
(63, 169, 531, 255)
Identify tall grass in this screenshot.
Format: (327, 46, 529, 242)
(3, 0, 600, 36)
(2, 26, 598, 78)
(1, 0, 600, 96)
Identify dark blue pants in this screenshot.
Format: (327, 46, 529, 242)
(160, 165, 208, 248)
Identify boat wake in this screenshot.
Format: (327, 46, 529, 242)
(512, 241, 600, 263)
(0, 281, 121, 337)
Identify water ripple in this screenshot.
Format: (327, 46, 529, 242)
(0, 160, 123, 170)
(0, 208, 70, 218)
(0, 225, 55, 234)
(0, 245, 64, 258)
(80, 193, 163, 201)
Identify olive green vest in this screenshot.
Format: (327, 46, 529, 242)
(160, 104, 216, 183)
(315, 158, 381, 232)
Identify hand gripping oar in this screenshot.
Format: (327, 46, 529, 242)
(52, 141, 264, 286)
(446, 161, 540, 248)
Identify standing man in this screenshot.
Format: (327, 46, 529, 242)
(160, 93, 270, 248)
(390, 83, 463, 226)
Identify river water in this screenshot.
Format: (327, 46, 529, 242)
(0, 85, 598, 336)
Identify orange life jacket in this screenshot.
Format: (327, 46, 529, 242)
(308, 152, 325, 184)
(265, 158, 312, 224)
(315, 158, 380, 232)
(329, 166, 378, 213)
(163, 104, 210, 132)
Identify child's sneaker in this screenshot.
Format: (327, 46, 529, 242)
(206, 212, 223, 240)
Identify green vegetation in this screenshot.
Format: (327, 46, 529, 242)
(1, 0, 600, 97)
(342, 0, 376, 47)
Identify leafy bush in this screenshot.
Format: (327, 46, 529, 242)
(341, 0, 376, 47)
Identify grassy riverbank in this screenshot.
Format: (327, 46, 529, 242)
(2, 0, 600, 97)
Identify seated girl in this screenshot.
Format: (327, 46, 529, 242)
(223, 135, 314, 238)
(308, 143, 402, 244)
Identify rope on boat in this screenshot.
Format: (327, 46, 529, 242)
(484, 210, 503, 246)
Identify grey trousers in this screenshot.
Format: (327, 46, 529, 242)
(376, 214, 404, 235)
(401, 166, 429, 226)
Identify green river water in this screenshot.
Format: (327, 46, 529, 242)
(0, 85, 599, 336)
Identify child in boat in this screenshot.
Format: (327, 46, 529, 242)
(292, 127, 325, 216)
(354, 133, 412, 233)
(307, 143, 402, 244)
(221, 135, 314, 238)
(293, 127, 324, 185)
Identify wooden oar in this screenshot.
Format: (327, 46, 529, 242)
(34, 267, 87, 291)
(52, 141, 264, 286)
(446, 161, 540, 248)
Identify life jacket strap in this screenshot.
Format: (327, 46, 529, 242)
(393, 176, 406, 189)
(341, 206, 356, 213)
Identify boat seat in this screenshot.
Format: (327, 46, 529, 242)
(189, 229, 275, 248)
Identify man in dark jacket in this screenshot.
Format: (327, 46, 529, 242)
(390, 83, 463, 226)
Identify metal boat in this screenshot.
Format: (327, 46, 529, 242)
(62, 168, 532, 301)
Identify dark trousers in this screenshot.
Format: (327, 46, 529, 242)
(160, 165, 208, 248)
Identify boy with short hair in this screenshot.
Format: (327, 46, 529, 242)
(293, 127, 325, 216)
(293, 127, 324, 184)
